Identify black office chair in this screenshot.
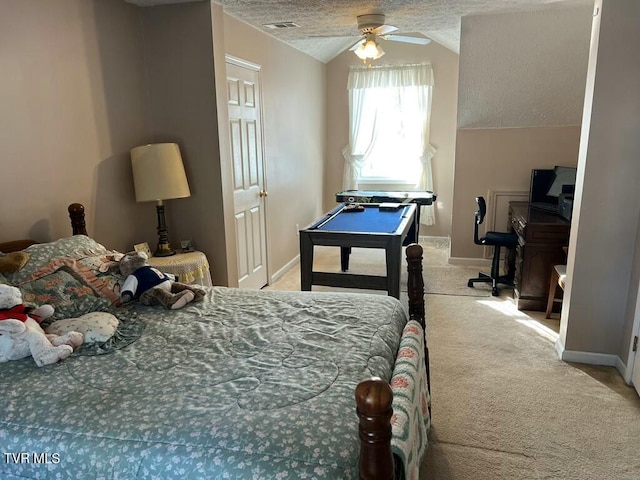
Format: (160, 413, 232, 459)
(467, 196, 519, 296)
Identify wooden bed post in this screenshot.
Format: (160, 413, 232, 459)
(355, 378, 395, 480)
(406, 243, 431, 409)
(356, 244, 428, 480)
(68, 203, 88, 236)
(406, 243, 425, 325)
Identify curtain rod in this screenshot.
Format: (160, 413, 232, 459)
(349, 62, 432, 71)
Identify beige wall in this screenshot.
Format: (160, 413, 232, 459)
(138, 4, 326, 285)
(452, 126, 581, 259)
(559, 0, 640, 362)
(0, 0, 153, 251)
(138, 2, 233, 285)
(450, 4, 593, 260)
(222, 14, 326, 280)
(325, 40, 459, 237)
(1, 0, 325, 287)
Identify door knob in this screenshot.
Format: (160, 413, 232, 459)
(259, 190, 268, 197)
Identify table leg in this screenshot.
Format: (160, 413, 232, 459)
(403, 203, 420, 245)
(340, 246, 352, 272)
(385, 239, 402, 299)
(413, 204, 421, 243)
(300, 233, 314, 291)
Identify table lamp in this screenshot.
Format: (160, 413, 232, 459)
(130, 142, 191, 257)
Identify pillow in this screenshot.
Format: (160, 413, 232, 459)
(7, 235, 110, 284)
(19, 269, 113, 319)
(0, 236, 123, 312)
(75, 253, 124, 301)
(0, 251, 30, 273)
(45, 312, 119, 343)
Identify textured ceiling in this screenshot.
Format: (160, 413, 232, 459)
(124, 0, 591, 62)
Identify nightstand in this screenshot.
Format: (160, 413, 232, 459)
(148, 251, 212, 287)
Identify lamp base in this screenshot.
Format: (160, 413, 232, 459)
(155, 243, 176, 257)
(154, 203, 176, 257)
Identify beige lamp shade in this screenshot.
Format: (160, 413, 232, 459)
(130, 143, 191, 202)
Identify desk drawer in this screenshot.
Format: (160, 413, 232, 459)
(511, 215, 569, 244)
(525, 227, 570, 244)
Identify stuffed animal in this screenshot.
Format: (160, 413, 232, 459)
(0, 251, 30, 273)
(0, 284, 84, 367)
(119, 251, 206, 310)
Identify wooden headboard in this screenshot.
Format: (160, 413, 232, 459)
(0, 239, 37, 253)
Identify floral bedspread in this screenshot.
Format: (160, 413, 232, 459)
(390, 321, 431, 480)
(0, 285, 426, 479)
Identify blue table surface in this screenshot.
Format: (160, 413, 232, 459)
(316, 205, 412, 234)
(336, 190, 433, 199)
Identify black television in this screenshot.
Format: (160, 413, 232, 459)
(529, 166, 577, 213)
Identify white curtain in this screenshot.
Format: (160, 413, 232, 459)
(342, 86, 378, 190)
(342, 63, 436, 225)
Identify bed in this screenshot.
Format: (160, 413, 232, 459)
(0, 203, 430, 480)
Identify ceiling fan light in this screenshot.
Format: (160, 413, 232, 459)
(353, 33, 385, 62)
(354, 44, 368, 59)
(362, 39, 379, 58)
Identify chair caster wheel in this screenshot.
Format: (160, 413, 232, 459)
(467, 280, 474, 288)
(492, 288, 499, 296)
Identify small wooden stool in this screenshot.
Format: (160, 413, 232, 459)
(545, 265, 567, 319)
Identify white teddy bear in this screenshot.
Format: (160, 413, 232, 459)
(0, 284, 84, 367)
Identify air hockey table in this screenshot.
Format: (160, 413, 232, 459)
(335, 190, 436, 244)
(299, 202, 417, 298)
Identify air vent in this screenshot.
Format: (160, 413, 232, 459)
(263, 22, 300, 29)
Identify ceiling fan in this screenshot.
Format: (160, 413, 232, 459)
(349, 14, 431, 61)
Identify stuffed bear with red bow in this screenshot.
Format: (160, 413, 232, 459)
(0, 284, 83, 367)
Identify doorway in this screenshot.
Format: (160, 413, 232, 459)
(225, 56, 268, 289)
(627, 284, 640, 397)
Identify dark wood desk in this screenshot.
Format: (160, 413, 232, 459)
(299, 203, 417, 298)
(509, 202, 570, 311)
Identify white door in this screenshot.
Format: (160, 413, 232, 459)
(628, 281, 640, 397)
(226, 57, 268, 289)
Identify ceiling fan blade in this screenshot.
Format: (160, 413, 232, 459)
(349, 38, 365, 51)
(308, 34, 360, 38)
(372, 24, 398, 35)
(383, 34, 431, 45)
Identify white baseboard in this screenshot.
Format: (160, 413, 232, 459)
(554, 338, 565, 359)
(269, 254, 299, 284)
(447, 256, 491, 268)
(616, 357, 630, 384)
(418, 235, 450, 243)
(555, 340, 621, 367)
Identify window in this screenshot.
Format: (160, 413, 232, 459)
(357, 86, 426, 183)
(343, 63, 436, 224)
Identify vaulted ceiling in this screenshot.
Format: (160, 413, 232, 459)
(124, 0, 591, 62)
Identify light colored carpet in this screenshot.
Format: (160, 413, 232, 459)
(423, 294, 640, 480)
(265, 240, 640, 479)
(423, 266, 491, 297)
